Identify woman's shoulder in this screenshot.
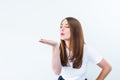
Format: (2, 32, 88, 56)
(84, 44, 92, 51)
(84, 44, 97, 52)
(84, 44, 102, 56)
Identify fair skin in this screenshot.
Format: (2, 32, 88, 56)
(39, 19, 112, 80)
(60, 19, 70, 48)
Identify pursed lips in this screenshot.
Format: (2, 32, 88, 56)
(60, 33, 64, 36)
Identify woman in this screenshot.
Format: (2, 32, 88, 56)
(39, 17, 112, 80)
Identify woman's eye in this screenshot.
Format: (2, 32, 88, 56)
(65, 26, 70, 28)
(60, 24, 70, 28)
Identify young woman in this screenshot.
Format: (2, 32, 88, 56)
(39, 17, 112, 80)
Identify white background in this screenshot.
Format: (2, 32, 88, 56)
(0, 0, 120, 80)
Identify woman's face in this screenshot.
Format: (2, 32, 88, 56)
(60, 19, 70, 41)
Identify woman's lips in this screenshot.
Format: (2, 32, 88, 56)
(60, 33, 64, 35)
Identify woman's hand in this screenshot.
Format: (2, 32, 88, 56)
(39, 39, 58, 47)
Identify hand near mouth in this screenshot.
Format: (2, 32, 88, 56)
(39, 39, 58, 47)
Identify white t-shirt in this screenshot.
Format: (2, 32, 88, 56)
(59, 44, 103, 80)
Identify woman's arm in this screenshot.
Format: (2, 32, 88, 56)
(96, 59, 112, 80)
(52, 45, 62, 75)
(39, 39, 62, 75)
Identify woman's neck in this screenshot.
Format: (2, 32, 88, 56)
(65, 40, 70, 49)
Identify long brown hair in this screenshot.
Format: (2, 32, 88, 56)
(60, 17, 85, 68)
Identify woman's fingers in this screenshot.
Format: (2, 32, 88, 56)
(39, 39, 57, 46)
(39, 39, 47, 43)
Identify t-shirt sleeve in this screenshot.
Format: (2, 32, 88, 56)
(85, 45, 103, 64)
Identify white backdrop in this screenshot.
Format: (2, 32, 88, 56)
(0, 0, 120, 80)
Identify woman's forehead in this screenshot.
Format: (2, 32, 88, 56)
(61, 19, 68, 24)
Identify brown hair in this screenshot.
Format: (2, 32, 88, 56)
(60, 17, 85, 68)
